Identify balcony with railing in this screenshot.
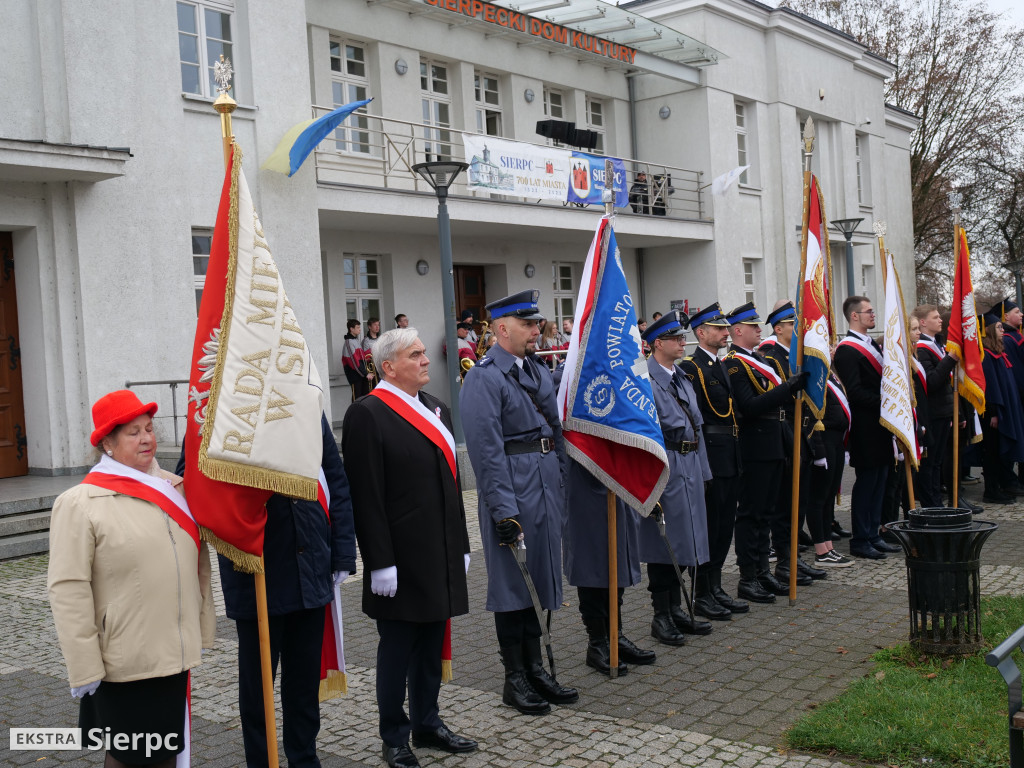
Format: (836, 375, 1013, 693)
(311, 106, 710, 225)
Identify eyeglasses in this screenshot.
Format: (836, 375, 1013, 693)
(856, 309, 876, 316)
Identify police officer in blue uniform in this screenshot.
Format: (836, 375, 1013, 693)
(637, 311, 714, 645)
(460, 290, 578, 715)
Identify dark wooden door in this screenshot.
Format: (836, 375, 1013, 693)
(454, 265, 486, 331)
(0, 233, 27, 477)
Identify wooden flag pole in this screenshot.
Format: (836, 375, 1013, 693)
(607, 490, 619, 678)
(950, 198, 962, 509)
(789, 118, 816, 605)
(213, 56, 280, 768)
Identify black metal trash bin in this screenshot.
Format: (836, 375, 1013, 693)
(885, 508, 998, 654)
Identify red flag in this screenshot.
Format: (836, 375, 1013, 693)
(945, 228, 985, 414)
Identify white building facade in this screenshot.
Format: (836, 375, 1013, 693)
(0, 0, 916, 476)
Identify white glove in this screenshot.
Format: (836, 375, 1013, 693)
(813, 458, 828, 468)
(897, 452, 905, 462)
(464, 554, 471, 574)
(370, 566, 398, 597)
(332, 570, 349, 587)
(71, 680, 101, 699)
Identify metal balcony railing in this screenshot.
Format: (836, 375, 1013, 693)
(311, 106, 707, 220)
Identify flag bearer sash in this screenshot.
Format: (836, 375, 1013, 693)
(368, 381, 457, 480)
(837, 336, 883, 375)
(730, 350, 783, 387)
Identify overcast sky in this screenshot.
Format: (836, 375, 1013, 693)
(770, 0, 1023, 27)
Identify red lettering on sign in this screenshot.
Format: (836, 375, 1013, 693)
(484, 3, 495, 21)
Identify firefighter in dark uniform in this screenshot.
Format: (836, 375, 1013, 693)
(460, 290, 578, 716)
(678, 303, 748, 620)
(724, 303, 808, 603)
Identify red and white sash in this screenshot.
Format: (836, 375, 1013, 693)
(916, 336, 945, 362)
(837, 335, 883, 375)
(83, 455, 199, 550)
(826, 379, 851, 440)
(757, 335, 778, 350)
(911, 357, 928, 394)
(731, 350, 782, 387)
(370, 381, 457, 480)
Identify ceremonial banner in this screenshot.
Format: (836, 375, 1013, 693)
(463, 134, 571, 200)
(557, 216, 669, 515)
(880, 251, 920, 468)
(792, 174, 835, 419)
(567, 152, 627, 207)
(710, 165, 750, 196)
(946, 227, 986, 414)
(263, 98, 373, 177)
(185, 142, 325, 570)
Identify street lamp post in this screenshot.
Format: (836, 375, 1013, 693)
(832, 218, 864, 299)
(1003, 259, 1024, 308)
(412, 160, 469, 444)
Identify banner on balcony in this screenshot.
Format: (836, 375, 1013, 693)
(463, 134, 571, 200)
(567, 153, 627, 208)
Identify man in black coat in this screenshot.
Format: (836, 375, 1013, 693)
(912, 304, 958, 507)
(833, 296, 901, 559)
(343, 328, 475, 768)
(198, 414, 357, 768)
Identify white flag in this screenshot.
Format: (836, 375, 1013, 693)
(880, 251, 919, 468)
(711, 165, 749, 196)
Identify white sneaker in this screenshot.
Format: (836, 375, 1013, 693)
(814, 550, 854, 568)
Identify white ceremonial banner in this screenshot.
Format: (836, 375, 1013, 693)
(463, 134, 572, 200)
(880, 251, 919, 468)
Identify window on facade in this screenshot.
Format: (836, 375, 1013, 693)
(585, 97, 606, 154)
(735, 103, 749, 185)
(330, 39, 371, 153)
(855, 134, 871, 206)
(474, 72, 502, 137)
(553, 262, 578, 328)
(177, 1, 234, 98)
(861, 264, 873, 297)
(344, 254, 383, 325)
(743, 259, 756, 305)
(420, 59, 452, 162)
(191, 229, 213, 312)
(544, 88, 564, 119)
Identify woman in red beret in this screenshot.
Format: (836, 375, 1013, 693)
(47, 390, 215, 767)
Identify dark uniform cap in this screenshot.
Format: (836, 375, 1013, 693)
(457, 322, 473, 331)
(641, 310, 690, 342)
(766, 302, 796, 327)
(989, 298, 1019, 321)
(726, 302, 761, 325)
(689, 302, 730, 329)
(485, 289, 546, 321)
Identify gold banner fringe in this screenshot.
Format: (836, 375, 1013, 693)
(441, 660, 453, 684)
(318, 670, 347, 702)
(200, 527, 264, 574)
(197, 453, 318, 501)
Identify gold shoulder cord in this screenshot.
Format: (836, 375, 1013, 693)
(693, 363, 735, 422)
(737, 358, 770, 395)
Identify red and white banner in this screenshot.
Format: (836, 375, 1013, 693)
(946, 227, 986, 414)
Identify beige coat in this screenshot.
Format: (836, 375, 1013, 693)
(47, 469, 216, 687)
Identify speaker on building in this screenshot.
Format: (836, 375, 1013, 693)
(536, 119, 575, 143)
(572, 129, 599, 151)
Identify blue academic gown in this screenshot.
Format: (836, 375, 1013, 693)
(460, 345, 566, 612)
(636, 357, 712, 566)
(982, 351, 1024, 462)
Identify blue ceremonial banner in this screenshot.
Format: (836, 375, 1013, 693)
(263, 98, 373, 177)
(557, 217, 669, 515)
(567, 153, 628, 207)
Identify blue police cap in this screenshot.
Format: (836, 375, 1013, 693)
(689, 302, 729, 329)
(486, 289, 545, 321)
(641, 310, 690, 342)
(726, 302, 761, 325)
(766, 301, 796, 327)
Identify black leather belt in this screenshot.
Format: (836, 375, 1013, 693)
(664, 440, 699, 455)
(505, 438, 554, 455)
(703, 425, 739, 438)
(758, 409, 786, 422)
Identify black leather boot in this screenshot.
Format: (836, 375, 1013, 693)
(649, 591, 686, 646)
(710, 569, 749, 613)
(523, 638, 578, 704)
(774, 558, 813, 586)
(669, 585, 712, 635)
(583, 616, 628, 676)
(737, 576, 775, 603)
(693, 570, 731, 621)
(796, 557, 828, 580)
(500, 644, 550, 715)
(757, 569, 790, 596)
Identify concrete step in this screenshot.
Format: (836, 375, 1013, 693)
(0, 530, 49, 560)
(0, 509, 51, 538)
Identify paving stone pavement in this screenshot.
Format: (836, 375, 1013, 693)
(2, 480, 1022, 768)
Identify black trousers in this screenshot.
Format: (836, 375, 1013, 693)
(493, 607, 542, 646)
(918, 417, 951, 507)
(646, 562, 686, 593)
(769, 460, 797, 555)
(850, 463, 889, 550)
(734, 459, 783, 576)
(705, 475, 740, 571)
(801, 431, 845, 544)
(236, 607, 325, 768)
(577, 586, 625, 621)
(376, 618, 445, 748)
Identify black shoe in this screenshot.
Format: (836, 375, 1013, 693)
(831, 521, 852, 538)
(618, 634, 657, 665)
(710, 584, 749, 614)
(693, 594, 732, 621)
(959, 499, 984, 513)
(797, 558, 828, 580)
(774, 565, 812, 587)
(670, 604, 713, 635)
(412, 726, 478, 754)
(383, 744, 421, 768)
(757, 570, 790, 596)
(850, 546, 886, 560)
(650, 613, 687, 646)
(737, 577, 776, 603)
(586, 638, 630, 675)
(983, 491, 1014, 504)
(523, 641, 579, 705)
(872, 540, 901, 553)
(499, 645, 550, 715)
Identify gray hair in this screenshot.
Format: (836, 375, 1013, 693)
(372, 327, 421, 369)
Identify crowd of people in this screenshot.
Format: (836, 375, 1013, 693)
(45, 288, 1021, 768)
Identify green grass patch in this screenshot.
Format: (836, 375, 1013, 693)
(786, 595, 1024, 768)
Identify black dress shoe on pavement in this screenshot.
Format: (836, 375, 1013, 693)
(850, 546, 886, 560)
(773, 565, 812, 587)
(831, 521, 852, 538)
(651, 613, 687, 646)
(383, 744, 421, 768)
(693, 594, 732, 621)
(797, 558, 828, 580)
(757, 570, 790, 596)
(524, 641, 579, 704)
(871, 540, 901, 553)
(618, 634, 657, 665)
(670, 605, 713, 635)
(737, 577, 776, 603)
(959, 499, 984, 513)
(412, 726, 478, 754)
(711, 584, 749, 613)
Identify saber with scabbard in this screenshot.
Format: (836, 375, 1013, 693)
(652, 503, 696, 621)
(499, 518, 556, 677)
